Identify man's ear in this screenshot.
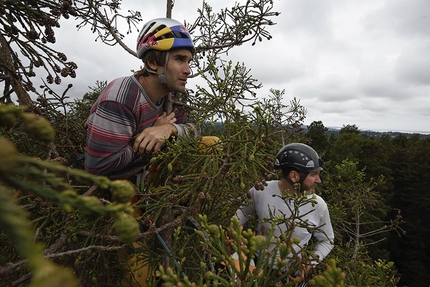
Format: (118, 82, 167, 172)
(146, 59, 158, 72)
(289, 170, 300, 183)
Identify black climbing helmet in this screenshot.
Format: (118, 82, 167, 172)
(274, 143, 323, 173)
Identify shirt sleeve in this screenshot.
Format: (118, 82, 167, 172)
(172, 122, 200, 138)
(171, 105, 200, 138)
(235, 188, 257, 226)
(310, 201, 335, 266)
(84, 100, 144, 177)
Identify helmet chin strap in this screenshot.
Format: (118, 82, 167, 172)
(144, 51, 172, 93)
(159, 51, 171, 92)
(283, 172, 309, 193)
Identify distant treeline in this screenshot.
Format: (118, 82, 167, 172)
(208, 121, 430, 138)
(304, 121, 430, 287)
(322, 128, 430, 139)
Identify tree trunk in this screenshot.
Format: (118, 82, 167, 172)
(166, 0, 173, 18)
(0, 33, 34, 107)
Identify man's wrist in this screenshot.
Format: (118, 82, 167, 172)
(170, 123, 178, 133)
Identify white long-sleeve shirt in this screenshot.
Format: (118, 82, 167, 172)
(236, 180, 334, 267)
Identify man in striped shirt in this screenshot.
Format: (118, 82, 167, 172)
(85, 18, 200, 180)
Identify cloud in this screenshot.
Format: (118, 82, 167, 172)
(280, 0, 333, 37)
(395, 44, 430, 86)
(365, 0, 430, 38)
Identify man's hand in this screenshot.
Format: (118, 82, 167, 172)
(154, 112, 176, 126)
(133, 113, 177, 154)
(288, 264, 312, 284)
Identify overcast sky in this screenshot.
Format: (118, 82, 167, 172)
(48, 0, 430, 134)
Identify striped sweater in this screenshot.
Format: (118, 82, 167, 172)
(84, 75, 199, 179)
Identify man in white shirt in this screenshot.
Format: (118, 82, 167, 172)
(236, 143, 334, 285)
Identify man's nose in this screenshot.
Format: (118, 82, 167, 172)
(184, 64, 191, 75)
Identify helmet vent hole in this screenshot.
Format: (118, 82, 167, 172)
(142, 22, 156, 36)
(153, 24, 167, 34)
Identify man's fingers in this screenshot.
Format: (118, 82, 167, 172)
(166, 112, 177, 123)
(135, 137, 165, 154)
(133, 124, 174, 153)
(133, 135, 143, 153)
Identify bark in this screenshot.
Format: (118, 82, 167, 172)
(0, 33, 34, 107)
(166, 0, 173, 18)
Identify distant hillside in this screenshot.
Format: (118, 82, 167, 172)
(310, 126, 430, 139)
(205, 122, 430, 139)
